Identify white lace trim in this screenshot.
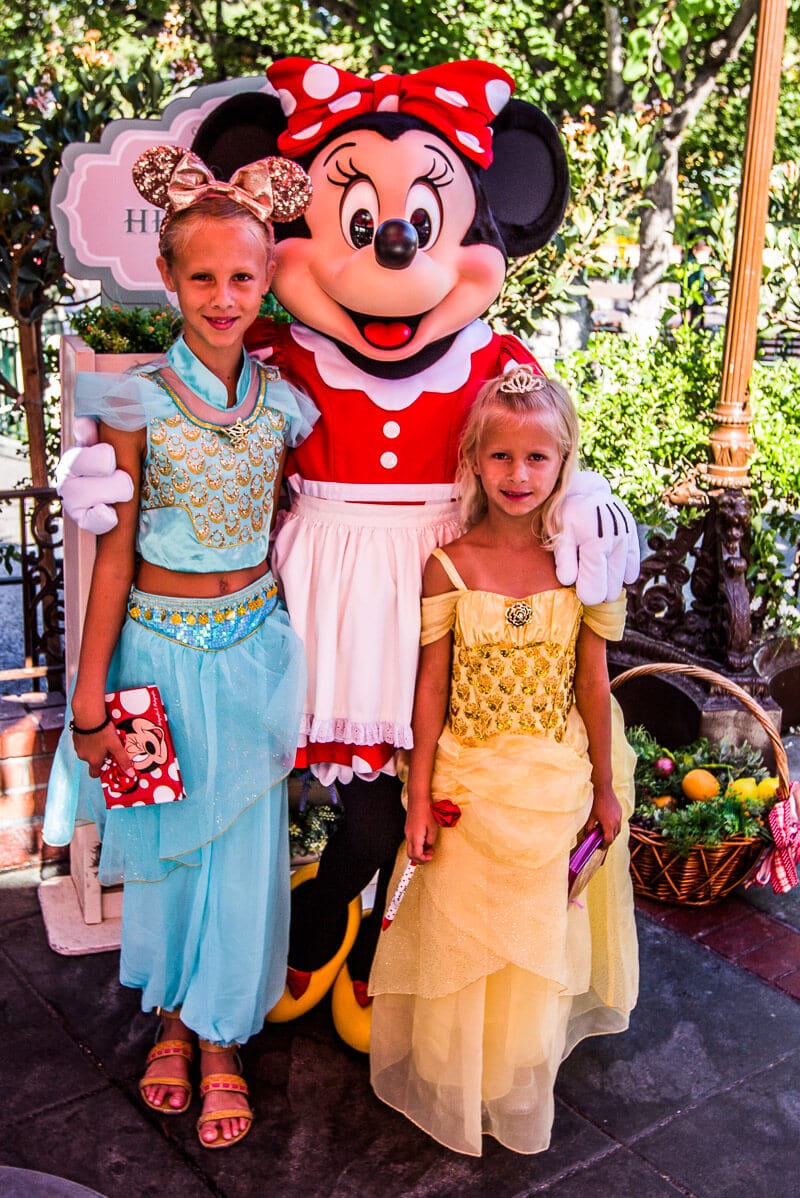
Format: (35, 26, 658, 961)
(300, 714, 413, 750)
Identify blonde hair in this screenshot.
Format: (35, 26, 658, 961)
(158, 194, 274, 268)
(456, 365, 580, 542)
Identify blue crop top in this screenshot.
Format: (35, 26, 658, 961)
(75, 336, 318, 573)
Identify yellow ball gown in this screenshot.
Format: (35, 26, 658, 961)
(369, 549, 639, 1156)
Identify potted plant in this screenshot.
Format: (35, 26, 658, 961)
(67, 302, 180, 360)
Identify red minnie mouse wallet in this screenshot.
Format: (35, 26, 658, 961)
(568, 827, 607, 901)
(100, 685, 186, 809)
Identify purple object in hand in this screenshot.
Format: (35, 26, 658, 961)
(568, 827, 607, 900)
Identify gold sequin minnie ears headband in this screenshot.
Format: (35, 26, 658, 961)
(131, 145, 313, 240)
(499, 364, 547, 394)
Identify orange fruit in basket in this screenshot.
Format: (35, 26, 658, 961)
(681, 768, 720, 801)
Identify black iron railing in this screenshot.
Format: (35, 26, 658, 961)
(0, 488, 64, 693)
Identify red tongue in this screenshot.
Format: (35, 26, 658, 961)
(363, 321, 413, 349)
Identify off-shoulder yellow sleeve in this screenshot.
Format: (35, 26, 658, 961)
(582, 591, 627, 641)
(420, 590, 459, 645)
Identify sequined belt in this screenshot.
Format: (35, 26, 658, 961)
(127, 575, 279, 650)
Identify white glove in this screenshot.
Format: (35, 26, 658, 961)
(56, 424, 134, 535)
(554, 470, 640, 606)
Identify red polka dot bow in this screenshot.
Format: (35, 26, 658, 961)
(266, 57, 515, 167)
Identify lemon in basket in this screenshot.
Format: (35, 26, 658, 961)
(756, 776, 780, 801)
(727, 777, 758, 802)
(681, 768, 720, 801)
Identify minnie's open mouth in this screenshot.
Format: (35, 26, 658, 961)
(344, 308, 426, 350)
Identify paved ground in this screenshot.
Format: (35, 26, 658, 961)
(1, 859, 799, 1198)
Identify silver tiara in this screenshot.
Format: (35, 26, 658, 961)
(498, 364, 546, 394)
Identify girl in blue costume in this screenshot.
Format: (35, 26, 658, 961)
(44, 145, 315, 1149)
(369, 366, 638, 1156)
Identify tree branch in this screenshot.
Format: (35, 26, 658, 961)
(0, 369, 21, 404)
(664, 0, 760, 139)
(549, 0, 585, 39)
(603, 3, 627, 111)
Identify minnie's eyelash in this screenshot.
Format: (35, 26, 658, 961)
(418, 158, 452, 188)
(327, 157, 365, 187)
(327, 156, 453, 189)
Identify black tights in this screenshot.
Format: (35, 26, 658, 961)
(288, 773, 406, 981)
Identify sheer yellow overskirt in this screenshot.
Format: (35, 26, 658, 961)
(369, 700, 638, 1156)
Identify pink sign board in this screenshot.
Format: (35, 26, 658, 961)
(52, 76, 272, 304)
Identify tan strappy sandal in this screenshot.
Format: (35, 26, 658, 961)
(196, 1040, 253, 1149)
(139, 1036, 194, 1115)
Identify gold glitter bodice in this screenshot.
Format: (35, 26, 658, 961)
(419, 548, 629, 748)
(140, 366, 286, 551)
(447, 588, 582, 745)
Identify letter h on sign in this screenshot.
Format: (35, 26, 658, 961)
(125, 208, 164, 235)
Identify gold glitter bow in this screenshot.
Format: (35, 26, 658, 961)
(168, 152, 277, 224)
(132, 146, 312, 227)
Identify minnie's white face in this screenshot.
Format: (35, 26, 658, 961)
(271, 128, 506, 362)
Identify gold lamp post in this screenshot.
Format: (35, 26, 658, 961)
(625, 0, 790, 690)
(699, 0, 789, 676)
(706, 0, 789, 488)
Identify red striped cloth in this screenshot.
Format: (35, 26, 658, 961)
(749, 782, 800, 894)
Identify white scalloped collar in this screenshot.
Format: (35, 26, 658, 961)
(289, 321, 493, 411)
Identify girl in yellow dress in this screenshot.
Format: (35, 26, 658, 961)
(369, 365, 638, 1156)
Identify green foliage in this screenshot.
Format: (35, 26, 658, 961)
(258, 291, 292, 323)
(67, 291, 291, 353)
(656, 793, 770, 854)
(559, 326, 720, 522)
(627, 725, 777, 855)
(560, 325, 800, 635)
(746, 357, 800, 633)
(68, 303, 181, 353)
(288, 803, 341, 860)
(490, 106, 659, 336)
(758, 162, 800, 338)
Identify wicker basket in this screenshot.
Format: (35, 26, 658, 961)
(611, 662, 790, 905)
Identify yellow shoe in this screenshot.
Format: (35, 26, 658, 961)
(331, 959, 372, 1054)
(266, 862, 362, 1023)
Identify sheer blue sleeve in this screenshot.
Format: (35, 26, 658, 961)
(262, 375, 319, 447)
(74, 359, 172, 430)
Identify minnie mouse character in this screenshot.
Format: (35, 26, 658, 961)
(58, 57, 639, 1050)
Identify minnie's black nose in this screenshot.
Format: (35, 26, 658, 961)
(374, 219, 418, 269)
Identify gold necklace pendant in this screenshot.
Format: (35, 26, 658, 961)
(224, 419, 250, 451)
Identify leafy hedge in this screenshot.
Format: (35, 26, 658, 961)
(558, 326, 800, 634)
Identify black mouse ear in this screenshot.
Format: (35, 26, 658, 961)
(484, 99, 570, 258)
(191, 92, 287, 180)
